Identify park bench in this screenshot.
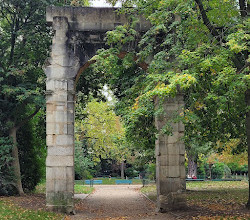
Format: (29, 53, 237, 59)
(85, 180, 103, 186)
(115, 180, 132, 185)
(211, 179, 242, 181)
(186, 179, 205, 181)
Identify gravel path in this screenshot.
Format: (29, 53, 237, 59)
(71, 185, 176, 220)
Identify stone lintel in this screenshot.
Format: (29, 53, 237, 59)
(46, 6, 151, 32)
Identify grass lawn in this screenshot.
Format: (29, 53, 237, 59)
(0, 181, 94, 220)
(0, 199, 63, 220)
(141, 181, 250, 219)
(35, 181, 94, 194)
(141, 180, 249, 201)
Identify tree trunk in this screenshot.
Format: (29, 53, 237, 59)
(9, 127, 24, 195)
(245, 89, 250, 208)
(121, 161, 125, 179)
(187, 154, 197, 178)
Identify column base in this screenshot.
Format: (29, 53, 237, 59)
(46, 192, 74, 214)
(46, 205, 75, 214)
(157, 192, 187, 212)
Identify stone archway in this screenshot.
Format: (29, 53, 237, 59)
(45, 6, 186, 213)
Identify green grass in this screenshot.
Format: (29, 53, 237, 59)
(141, 181, 249, 204)
(0, 181, 94, 220)
(186, 180, 249, 205)
(35, 181, 94, 194)
(187, 180, 249, 190)
(74, 184, 94, 194)
(141, 185, 157, 201)
(0, 200, 63, 220)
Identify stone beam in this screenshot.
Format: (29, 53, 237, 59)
(46, 6, 150, 31)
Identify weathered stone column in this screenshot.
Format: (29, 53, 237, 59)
(45, 16, 78, 213)
(155, 94, 186, 212)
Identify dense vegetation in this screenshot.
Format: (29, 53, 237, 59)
(91, 0, 249, 190)
(0, 0, 249, 211)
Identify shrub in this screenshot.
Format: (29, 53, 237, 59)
(197, 165, 206, 178)
(211, 162, 225, 179)
(146, 163, 156, 180)
(0, 137, 16, 195)
(18, 122, 45, 192)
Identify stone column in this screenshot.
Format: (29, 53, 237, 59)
(155, 94, 186, 212)
(45, 16, 78, 214)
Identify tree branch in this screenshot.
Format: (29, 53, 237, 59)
(16, 107, 40, 130)
(236, 62, 250, 75)
(239, 0, 247, 17)
(194, 0, 225, 43)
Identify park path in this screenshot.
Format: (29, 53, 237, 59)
(71, 185, 176, 220)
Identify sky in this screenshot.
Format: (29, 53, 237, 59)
(90, 0, 121, 7)
(85, 0, 121, 102)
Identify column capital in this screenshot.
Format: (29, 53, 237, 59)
(53, 16, 69, 33)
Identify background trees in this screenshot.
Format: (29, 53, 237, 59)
(75, 98, 133, 178)
(0, 0, 92, 196)
(0, 0, 248, 204)
(0, 0, 52, 195)
(94, 0, 249, 193)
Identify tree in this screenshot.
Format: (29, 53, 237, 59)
(0, 0, 92, 195)
(0, 0, 54, 194)
(186, 141, 211, 178)
(75, 98, 132, 178)
(74, 140, 94, 179)
(94, 0, 249, 205)
(18, 113, 46, 192)
(207, 139, 248, 175)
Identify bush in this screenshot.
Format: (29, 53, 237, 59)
(224, 164, 231, 178)
(125, 167, 138, 178)
(240, 164, 248, 173)
(197, 165, 206, 178)
(18, 120, 45, 192)
(74, 141, 94, 179)
(81, 170, 93, 180)
(146, 163, 156, 180)
(227, 162, 240, 173)
(0, 137, 16, 195)
(211, 162, 225, 179)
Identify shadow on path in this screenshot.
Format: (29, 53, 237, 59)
(71, 185, 175, 220)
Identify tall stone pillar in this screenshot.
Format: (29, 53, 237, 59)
(155, 94, 186, 212)
(45, 16, 78, 213)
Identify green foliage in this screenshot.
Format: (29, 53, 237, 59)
(197, 165, 205, 177)
(74, 141, 94, 180)
(93, 0, 250, 165)
(227, 162, 248, 173)
(146, 163, 156, 180)
(125, 167, 139, 177)
(211, 162, 226, 179)
(0, 0, 54, 194)
(17, 116, 46, 192)
(0, 137, 16, 195)
(76, 99, 129, 163)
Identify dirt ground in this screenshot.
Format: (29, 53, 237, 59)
(72, 185, 175, 220)
(3, 185, 250, 219)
